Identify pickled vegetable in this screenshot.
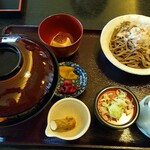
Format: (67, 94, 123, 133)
(59, 66, 78, 80)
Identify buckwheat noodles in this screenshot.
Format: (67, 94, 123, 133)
(109, 21, 150, 68)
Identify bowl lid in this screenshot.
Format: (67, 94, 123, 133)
(0, 34, 58, 126)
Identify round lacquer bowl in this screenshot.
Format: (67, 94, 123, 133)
(94, 86, 140, 129)
(0, 34, 59, 126)
(38, 13, 83, 58)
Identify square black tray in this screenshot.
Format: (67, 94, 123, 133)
(1, 25, 150, 149)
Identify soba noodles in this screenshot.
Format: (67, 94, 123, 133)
(109, 21, 150, 68)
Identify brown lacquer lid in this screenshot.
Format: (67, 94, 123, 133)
(0, 34, 58, 126)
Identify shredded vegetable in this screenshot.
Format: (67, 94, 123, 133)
(98, 89, 134, 121)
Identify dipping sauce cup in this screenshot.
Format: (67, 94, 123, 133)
(38, 13, 83, 58)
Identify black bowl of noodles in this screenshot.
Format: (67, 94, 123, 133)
(100, 14, 150, 75)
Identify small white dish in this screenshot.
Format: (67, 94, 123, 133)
(136, 95, 150, 138)
(100, 14, 150, 75)
(45, 97, 91, 140)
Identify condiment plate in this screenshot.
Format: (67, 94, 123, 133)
(55, 62, 87, 98)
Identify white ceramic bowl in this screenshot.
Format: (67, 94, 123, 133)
(100, 14, 150, 75)
(45, 97, 91, 140)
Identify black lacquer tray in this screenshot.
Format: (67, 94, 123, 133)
(1, 25, 150, 149)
